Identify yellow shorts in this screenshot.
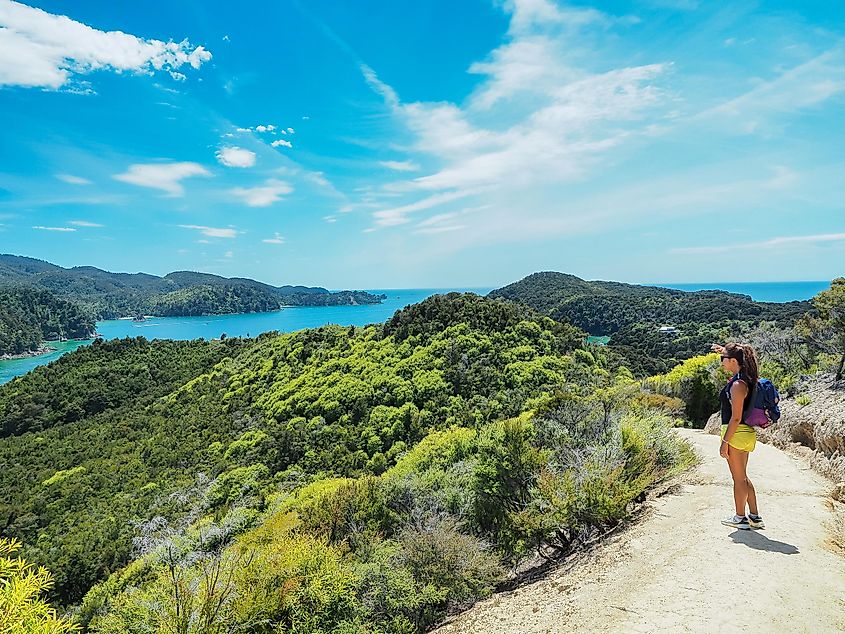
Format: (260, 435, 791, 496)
(721, 424, 756, 452)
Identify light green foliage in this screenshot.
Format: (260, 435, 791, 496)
(795, 394, 812, 406)
(41, 466, 87, 487)
(205, 464, 271, 507)
(645, 354, 721, 427)
(0, 538, 79, 633)
(222, 430, 269, 462)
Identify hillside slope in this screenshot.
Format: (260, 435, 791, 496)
(434, 429, 845, 633)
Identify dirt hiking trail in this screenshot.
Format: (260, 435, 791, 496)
(434, 429, 845, 634)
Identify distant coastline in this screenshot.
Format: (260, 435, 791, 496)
(0, 345, 57, 361)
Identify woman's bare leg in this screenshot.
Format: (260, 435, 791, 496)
(726, 446, 749, 516)
(741, 451, 759, 515)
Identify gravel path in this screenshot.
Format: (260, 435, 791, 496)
(433, 429, 845, 634)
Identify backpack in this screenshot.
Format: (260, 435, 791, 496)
(743, 378, 781, 429)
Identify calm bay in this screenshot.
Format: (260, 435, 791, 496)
(0, 281, 831, 385)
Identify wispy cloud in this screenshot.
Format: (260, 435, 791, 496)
(361, 0, 670, 231)
(113, 162, 210, 196)
(56, 174, 91, 185)
(670, 232, 845, 255)
(262, 232, 285, 244)
(68, 219, 103, 227)
(271, 139, 292, 148)
(230, 179, 293, 207)
(179, 224, 238, 238)
(380, 160, 420, 172)
(372, 189, 479, 227)
(33, 225, 75, 232)
(0, 1, 211, 90)
(216, 146, 256, 168)
(697, 47, 845, 135)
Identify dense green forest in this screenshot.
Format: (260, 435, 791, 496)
(4, 286, 829, 632)
(0, 254, 386, 319)
(489, 272, 811, 374)
(0, 293, 697, 633)
(0, 287, 95, 356)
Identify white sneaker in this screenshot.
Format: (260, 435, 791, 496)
(721, 514, 750, 530)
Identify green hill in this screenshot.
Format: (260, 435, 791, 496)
(0, 254, 386, 318)
(0, 295, 582, 605)
(489, 272, 811, 374)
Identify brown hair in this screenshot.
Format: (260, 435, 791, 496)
(724, 342, 759, 387)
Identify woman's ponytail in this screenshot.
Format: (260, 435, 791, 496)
(724, 342, 759, 387)
(741, 343, 759, 387)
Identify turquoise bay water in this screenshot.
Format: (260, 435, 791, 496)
(0, 281, 831, 385)
(0, 289, 489, 384)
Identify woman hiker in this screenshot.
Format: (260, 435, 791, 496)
(711, 342, 765, 530)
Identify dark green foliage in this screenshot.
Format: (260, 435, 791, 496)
(147, 284, 281, 316)
(0, 254, 385, 319)
(0, 286, 94, 355)
(0, 337, 248, 437)
(489, 271, 810, 374)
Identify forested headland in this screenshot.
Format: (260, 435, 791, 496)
(4, 280, 840, 633)
(0, 287, 95, 356)
(0, 254, 386, 319)
(489, 272, 812, 375)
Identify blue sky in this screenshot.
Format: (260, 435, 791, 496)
(0, 0, 842, 289)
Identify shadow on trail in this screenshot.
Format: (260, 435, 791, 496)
(729, 530, 800, 554)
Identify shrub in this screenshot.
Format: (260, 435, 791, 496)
(0, 538, 79, 633)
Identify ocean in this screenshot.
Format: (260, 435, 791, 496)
(0, 281, 831, 384)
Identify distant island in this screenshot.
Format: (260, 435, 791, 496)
(0, 254, 385, 356)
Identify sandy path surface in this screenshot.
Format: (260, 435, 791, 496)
(434, 429, 845, 634)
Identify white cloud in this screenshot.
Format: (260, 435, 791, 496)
(230, 179, 293, 207)
(361, 1, 670, 232)
(380, 160, 420, 172)
(236, 127, 251, 133)
(68, 220, 103, 227)
(216, 146, 256, 168)
(113, 162, 210, 196)
(670, 232, 845, 255)
(271, 139, 292, 148)
(0, 1, 211, 89)
(179, 224, 238, 238)
(262, 232, 285, 244)
(287, 127, 295, 134)
(324, 216, 337, 223)
(224, 250, 234, 258)
(33, 225, 75, 232)
(56, 173, 91, 185)
(373, 190, 478, 227)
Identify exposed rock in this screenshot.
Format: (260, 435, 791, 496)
(761, 373, 845, 482)
(703, 412, 721, 435)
